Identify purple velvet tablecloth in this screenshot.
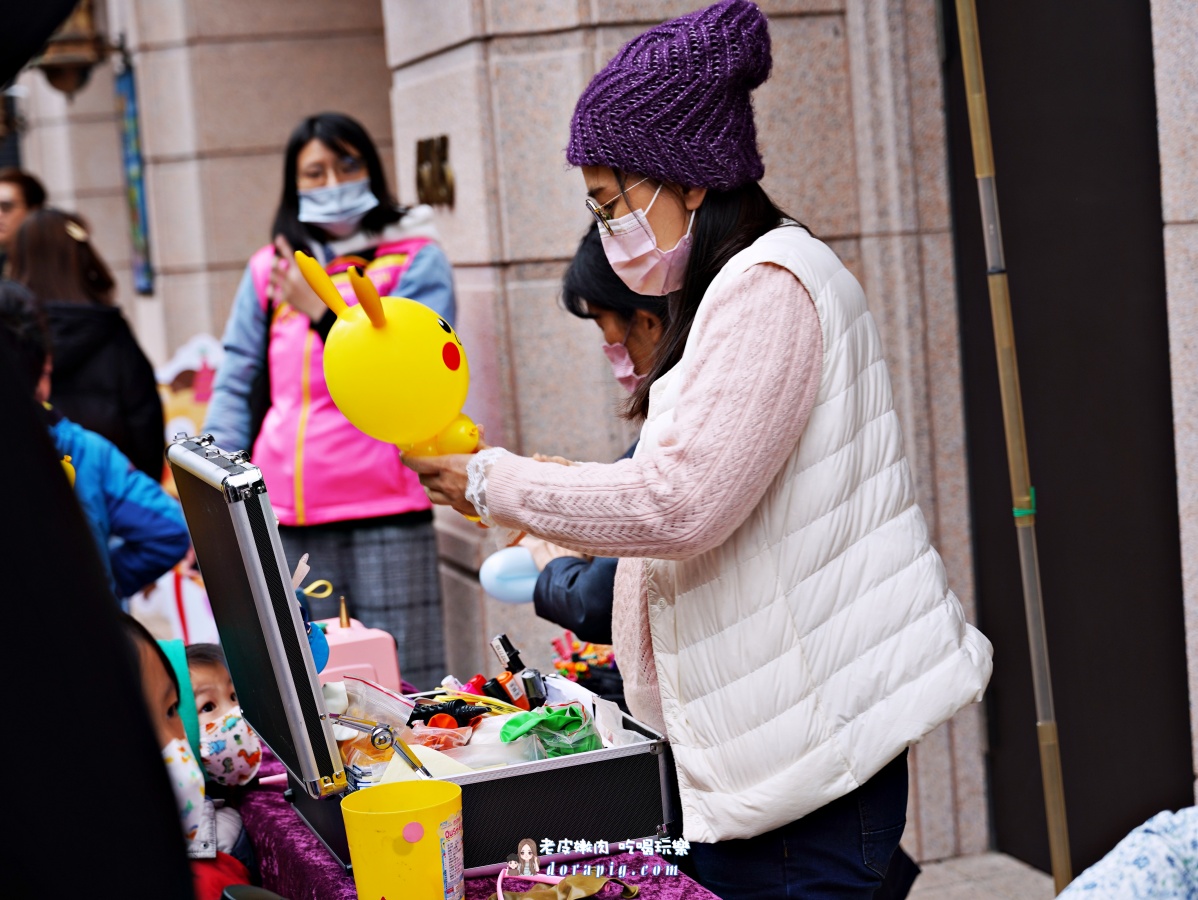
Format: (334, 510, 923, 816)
(240, 756, 718, 900)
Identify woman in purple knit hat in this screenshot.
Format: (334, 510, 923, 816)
(407, 2, 992, 897)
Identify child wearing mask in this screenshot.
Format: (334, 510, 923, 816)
(118, 614, 252, 899)
(186, 643, 263, 790)
(183, 642, 260, 884)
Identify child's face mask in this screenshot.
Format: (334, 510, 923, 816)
(199, 707, 262, 786)
(163, 737, 206, 841)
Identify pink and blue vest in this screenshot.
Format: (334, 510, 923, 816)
(248, 239, 432, 526)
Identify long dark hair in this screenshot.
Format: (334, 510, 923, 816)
(272, 112, 404, 253)
(10, 209, 116, 306)
(562, 223, 669, 326)
(117, 611, 180, 697)
(618, 174, 803, 419)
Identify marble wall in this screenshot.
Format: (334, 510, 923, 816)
(1150, 0, 1198, 799)
(383, 0, 987, 860)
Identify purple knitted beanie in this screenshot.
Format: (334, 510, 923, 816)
(567, 0, 772, 191)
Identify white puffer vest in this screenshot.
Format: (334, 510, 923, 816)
(638, 225, 993, 843)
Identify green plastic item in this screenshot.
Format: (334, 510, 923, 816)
(499, 703, 602, 757)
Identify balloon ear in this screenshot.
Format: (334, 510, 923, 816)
(349, 267, 387, 329)
(294, 251, 349, 318)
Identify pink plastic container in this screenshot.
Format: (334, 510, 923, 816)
(315, 617, 402, 693)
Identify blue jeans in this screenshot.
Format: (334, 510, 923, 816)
(690, 751, 910, 900)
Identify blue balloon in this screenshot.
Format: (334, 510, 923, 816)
(479, 546, 540, 604)
(296, 588, 330, 672)
(307, 621, 330, 673)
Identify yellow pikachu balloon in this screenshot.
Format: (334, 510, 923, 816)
(293, 252, 478, 454)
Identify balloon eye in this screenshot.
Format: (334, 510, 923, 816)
(442, 342, 461, 371)
(438, 318, 452, 334)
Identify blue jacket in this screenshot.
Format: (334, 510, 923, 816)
(50, 412, 191, 599)
(533, 556, 618, 645)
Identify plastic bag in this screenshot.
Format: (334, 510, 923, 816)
(441, 713, 545, 770)
(324, 677, 418, 787)
(593, 695, 647, 748)
(409, 721, 472, 752)
(499, 702, 602, 758)
(343, 675, 416, 729)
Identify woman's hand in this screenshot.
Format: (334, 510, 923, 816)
(520, 535, 586, 570)
(269, 235, 329, 322)
(402, 453, 479, 518)
(532, 453, 574, 466)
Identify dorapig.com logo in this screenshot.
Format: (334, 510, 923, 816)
(506, 836, 690, 879)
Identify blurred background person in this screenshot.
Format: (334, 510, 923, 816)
(0, 280, 188, 602)
(0, 167, 46, 274)
(9, 208, 166, 481)
(203, 112, 455, 690)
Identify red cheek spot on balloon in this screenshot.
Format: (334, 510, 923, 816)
(442, 342, 461, 371)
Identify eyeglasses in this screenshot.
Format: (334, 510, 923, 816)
(585, 196, 616, 235)
(585, 176, 650, 235)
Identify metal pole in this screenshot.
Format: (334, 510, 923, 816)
(952, 0, 1073, 892)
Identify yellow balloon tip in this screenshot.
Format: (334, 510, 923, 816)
(349, 266, 387, 329)
(294, 250, 350, 319)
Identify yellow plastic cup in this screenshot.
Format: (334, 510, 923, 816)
(341, 781, 465, 900)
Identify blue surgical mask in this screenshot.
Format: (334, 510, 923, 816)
(298, 179, 380, 238)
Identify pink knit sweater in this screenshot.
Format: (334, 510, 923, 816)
(481, 263, 824, 731)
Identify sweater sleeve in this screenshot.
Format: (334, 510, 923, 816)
(482, 263, 823, 560)
(203, 266, 265, 452)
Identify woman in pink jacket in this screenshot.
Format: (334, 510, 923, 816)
(205, 113, 455, 689)
(406, 2, 991, 897)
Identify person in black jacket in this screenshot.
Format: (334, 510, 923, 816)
(0, 294, 194, 900)
(529, 224, 667, 662)
(9, 207, 165, 480)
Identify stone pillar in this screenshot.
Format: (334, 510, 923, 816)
(16, 64, 138, 319)
(845, 0, 989, 859)
(124, 0, 395, 363)
(383, 0, 985, 857)
(1150, 0, 1198, 801)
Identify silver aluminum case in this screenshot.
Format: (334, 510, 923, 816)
(288, 677, 677, 874)
(166, 436, 345, 799)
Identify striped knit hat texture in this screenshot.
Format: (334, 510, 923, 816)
(566, 0, 772, 191)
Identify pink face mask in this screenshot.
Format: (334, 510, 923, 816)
(602, 323, 646, 394)
(599, 184, 694, 296)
